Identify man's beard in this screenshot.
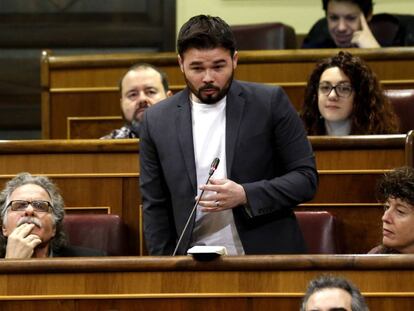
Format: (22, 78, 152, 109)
(184, 70, 234, 104)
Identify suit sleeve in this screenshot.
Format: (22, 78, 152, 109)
(139, 111, 177, 255)
(241, 87, 318, 217)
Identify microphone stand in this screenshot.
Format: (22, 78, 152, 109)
(172, 158, 219, 256)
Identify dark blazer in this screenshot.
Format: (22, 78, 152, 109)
(140, 80, 318, 255)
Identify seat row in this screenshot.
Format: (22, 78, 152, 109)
(0, 133, 412, 255)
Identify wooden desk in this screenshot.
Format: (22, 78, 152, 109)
(0, 139, 141, 255)
(41, 48, 414, 138)
(67, 116, 124, 139)
(0, 255, 413, 310)
(0, 134, 411, 254)
(301, 133, 412, 253)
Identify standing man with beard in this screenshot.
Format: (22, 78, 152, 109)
(140, 15, 318, 256)
(101, 63, 172, 139)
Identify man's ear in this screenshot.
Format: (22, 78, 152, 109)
(166, 90, 173, 97)
(232, 51, 238, 70)
(178, 54, 184, 72)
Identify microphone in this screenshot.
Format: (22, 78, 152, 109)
(172, 157, 220, 256)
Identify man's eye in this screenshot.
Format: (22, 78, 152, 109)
(127, 92, 138, 99)
(345, 16, 358, 22)
(328, 15, 339, 21)
(146, 90, 158, 96)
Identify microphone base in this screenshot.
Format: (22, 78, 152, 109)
(187, 245, 227, 261)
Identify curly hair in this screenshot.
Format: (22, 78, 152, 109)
(376, 166, 414, 205)
(301, 51, 399, 135)
(0, 173, 68, 257)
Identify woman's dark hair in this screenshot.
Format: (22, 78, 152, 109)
(322, 0, 373, 17)
(177, 15, 236, 58)
(376, 166, 414, 205)
(301, 51, 399, 135)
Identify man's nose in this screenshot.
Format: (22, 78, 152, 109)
(202, 69, 214, 83)
(24, 204, 35, 215)
(337, 18, 347, 31)
(136, 92, 150, 106)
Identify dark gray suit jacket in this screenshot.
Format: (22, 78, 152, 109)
(140, 80, 318, 255)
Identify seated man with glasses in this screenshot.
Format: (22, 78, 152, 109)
(301, 51, 399, 135)
(0, 172, 104, 258)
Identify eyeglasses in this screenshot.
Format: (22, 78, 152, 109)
(7, 200, 53, 213)
(318, 82, 353, 98)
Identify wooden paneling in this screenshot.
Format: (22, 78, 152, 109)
(0, 139, 141, 255)
(67, 116, 123, 139)
(301, 134, 410, 253)
(0, 256, 414, 310)
(0, 134, 411, 254)
(41, 48, 414, 138)
(0, 139, 139, 174)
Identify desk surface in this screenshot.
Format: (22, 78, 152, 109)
(0, 255, 413, 310)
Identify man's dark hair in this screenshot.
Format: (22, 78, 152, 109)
(301, 275, 369, 311)
(177, 14, 236, 57)
(118, 63, 170, 95)
(322, 0, 374, 17)
(376, 166, 414, 205)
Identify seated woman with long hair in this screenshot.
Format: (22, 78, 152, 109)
(369, 166, 414, 254)
(301, 51, 399, 135)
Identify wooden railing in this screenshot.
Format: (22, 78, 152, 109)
(41, 47, 414, 138)
(1, 133, 413, 254)
(0, 255, 413, 310)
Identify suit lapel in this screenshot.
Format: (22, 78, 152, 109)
(175, 89, 197, 192)
(226, 82, 245, 178)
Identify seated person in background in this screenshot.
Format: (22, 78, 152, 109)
(302, 0, 380, 48)
(301, 51, 399, 135)
(101, 63, 172, 139)
(301, 274, 369, 311)
(369, 166, 414, 254)
(0, 172, 104, 258)
(303, 0, 414, 48)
